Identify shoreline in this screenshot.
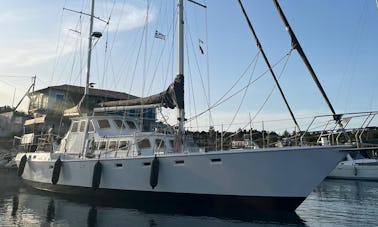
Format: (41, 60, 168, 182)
(0, 137, 17, 168)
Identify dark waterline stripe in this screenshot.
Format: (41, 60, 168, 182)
(25, 180, 305, 212)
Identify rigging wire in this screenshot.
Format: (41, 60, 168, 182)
(146, 1, 175, 94)
(55, 0, 87, 86)
(188, 51, 291, 122)
(142, 0, 150, 99)
(222, 49, 292, 142)
(114, 26, 142, 89)
(68, 14, 85, 85)
(337, 2, 368, 112)
(240, 0, 300, 131)
(50, 0, 68, 85)
(186, 36, 200, 130)
(145, 0, 163, 90)
(225, 51, 260, 132)
(242, 49, 293, 131)
(203, 0, 213, 127)
(100, 0, 116, 89)
(184, 11, 212, 127)
(103, 0, 126, 90)
(128, 28, 146, 94)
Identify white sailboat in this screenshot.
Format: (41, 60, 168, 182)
(15, 0, 349, 211)
(328, 153, 378, 181)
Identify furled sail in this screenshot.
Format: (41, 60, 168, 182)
(63, 96, 88, 117)
(97, 74, 184, 109)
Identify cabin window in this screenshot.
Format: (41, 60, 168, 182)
(126, 121, 137, 129)
(99, 141, 107, 150)
(169, 140, 175, 148)
(94, 142, 99, 150)
(114, 119, 126, 129)
(119, 141, 130, 150)
(115, 163, 123, 168)
(88, 120, 95, 132)
(108, 141, 117, 150)
(71, 122, 79, 132)
(138, 138, 151, 148)
(155, 139, 165, 148)
(211, 158, 222, 163)
(98, 119, 111, 129)
(79, 121, 86, 132)
(56, 94, 64, 101)
(175, 160, 184, 165)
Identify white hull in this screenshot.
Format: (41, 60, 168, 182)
(328, 159, 378, 181)
(16, 146, 347, 211)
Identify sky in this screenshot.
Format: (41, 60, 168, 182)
(0, 0, 378, 133)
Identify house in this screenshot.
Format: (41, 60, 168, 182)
(25, 84, 156, 137)
(0, 106, 25, 137)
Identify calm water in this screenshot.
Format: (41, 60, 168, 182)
(1, 168, 378, 227)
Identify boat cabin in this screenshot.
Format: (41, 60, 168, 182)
(57, 115, 178, 158)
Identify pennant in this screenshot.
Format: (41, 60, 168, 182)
(198, 39, 204, 55)
(154, 30, 166, 40)
(199, 45, 204, 55)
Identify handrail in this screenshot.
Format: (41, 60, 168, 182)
(300, 111, 378, 146)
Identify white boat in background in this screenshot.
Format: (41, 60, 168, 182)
(328, 153, 378, 181)
(14, 0, 351, 212)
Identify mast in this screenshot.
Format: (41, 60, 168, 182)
(237, 0, 301, 131)
(14, 76, 36, 111)
(63, 0, 103, 117)
(272, 0, 341, 122)
(85, 0, 95, 99)
(177, 0, 185, 151)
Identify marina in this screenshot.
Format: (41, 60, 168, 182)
(1, 0, 378, 225)
(13, 0, 351, 212)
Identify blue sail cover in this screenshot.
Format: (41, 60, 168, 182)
(97, 74, 184, 110)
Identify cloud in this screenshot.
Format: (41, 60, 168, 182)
(61, 1, 155, 34)
(102, 2, 155, 32)
(0, 11, 18, 24)
(0, 38, 74, 68)
(0, 9, 37, 24)
(0, 1, 153, 70)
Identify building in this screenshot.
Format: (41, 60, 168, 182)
(25, 84, 156, 137)
(0, 106, 25, 137)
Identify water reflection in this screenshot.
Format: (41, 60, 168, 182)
(4, 169, 378, 226)
(0, 169, 306, 226)
(11, 196, 18, 217)
(87, 206, 97, 227)
(46, 199, 55, 223)
(297, 179, 378, 226)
